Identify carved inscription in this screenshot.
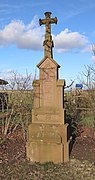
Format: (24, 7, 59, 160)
(31, 130, 61, 143)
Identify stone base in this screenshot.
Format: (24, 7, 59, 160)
(26, 142, 63, 163)
(26, 123, 70, 163)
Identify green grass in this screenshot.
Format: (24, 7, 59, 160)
(81, 115, 94, 128)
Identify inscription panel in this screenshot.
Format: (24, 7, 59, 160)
(35, 114, 63, 124)
(31, 131, 61, 143)
(28, 124, 61, 143)
(32, 108, 65, 124)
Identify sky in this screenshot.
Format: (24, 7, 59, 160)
(0, 0, 95, 86)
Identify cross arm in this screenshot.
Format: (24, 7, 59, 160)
(39, 19, 46, 26)
(50, 17, 58, 24)
(39, 17, 58, 26)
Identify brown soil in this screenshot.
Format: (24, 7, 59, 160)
(0, 127, 95, 180)
(70, 127, 95, 162)
(0, 126, 95, 164)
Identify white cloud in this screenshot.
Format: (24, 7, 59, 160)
(0, 68, 13, 81)
(91, 55, 95, 61)
(0, 18, 89, 52)
(53, 28, 89, 52)
(2, 68, 14, 74)
(82, 45, 92, 53)
(0, 16, 43, 50)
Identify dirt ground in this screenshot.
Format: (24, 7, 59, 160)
(0, 127, 95, 180)
(0, 126, 95, 164)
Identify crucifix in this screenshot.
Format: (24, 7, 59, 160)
(39, 12, 57, 59)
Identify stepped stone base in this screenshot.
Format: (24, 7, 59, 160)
(26, 123, 70, 163)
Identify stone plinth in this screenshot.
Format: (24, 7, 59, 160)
(26, 123, 69, 163)
(26, 57, 70, 163)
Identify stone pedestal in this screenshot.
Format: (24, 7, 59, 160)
(26, 123, 69, 163)
(26, 57, 70, 163)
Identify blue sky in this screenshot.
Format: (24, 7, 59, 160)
(0, 0, 95, 86)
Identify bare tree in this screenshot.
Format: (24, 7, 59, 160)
(78, 64, 95, 138)
(0, 71, 34, 140)
(78, 64, 95, 89)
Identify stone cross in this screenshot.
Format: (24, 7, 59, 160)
(26, 12, 70, 163)
(39, 12, 57, 58)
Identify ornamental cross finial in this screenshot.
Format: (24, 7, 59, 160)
(39, 12, 57, 59)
